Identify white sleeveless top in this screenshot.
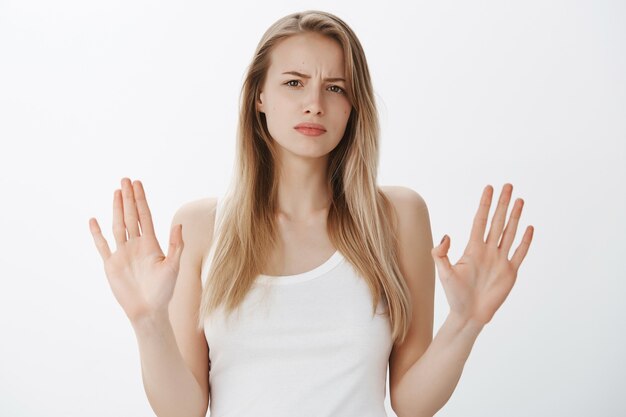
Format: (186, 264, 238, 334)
(200, 198, 393, 417)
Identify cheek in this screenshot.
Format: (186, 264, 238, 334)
(340, 98, 351, 116)
(340, 105, 351, 125)
(267, 99, 289, 123)
(330, 97, 351, 121)
(264, 104, 286, 138)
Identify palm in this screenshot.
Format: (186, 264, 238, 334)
(89, 178, 184, 323)
(104, 236, 176, 320)
(432, 184, 534, 326)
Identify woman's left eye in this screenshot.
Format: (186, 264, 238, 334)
(328, 85, 345, 94)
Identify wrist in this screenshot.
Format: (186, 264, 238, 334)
(130, 308, 171, 334)
(447, 312, 485, 336)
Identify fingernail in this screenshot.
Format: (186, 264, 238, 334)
(440, 235, 447, 244)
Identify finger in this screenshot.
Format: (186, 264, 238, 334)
(486, 183, 513, 247)
(133, 180, 156, 237)
(121, 177, 141, 238)
(166, 224, 185, 267)
(89, 217, 112, 260)
(112, 189, 127, 247)
(510, 225, 534, 271)
(431, 235, 453, 277)
(499, 198, 523, 254)
(469, 185, 493, 243)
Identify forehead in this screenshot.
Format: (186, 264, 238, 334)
(267, 32, 345, 74)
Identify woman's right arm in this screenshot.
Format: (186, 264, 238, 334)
(89, 178, 213, 417)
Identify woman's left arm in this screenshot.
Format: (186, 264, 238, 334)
(392, 183, 534, 417)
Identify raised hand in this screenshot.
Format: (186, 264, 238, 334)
(89, 178, 184, 324)
(431, 183, 534, 326)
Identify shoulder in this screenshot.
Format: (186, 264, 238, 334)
(379, 185, 433, 259)
(379, 185, 429, 217)
(171, 197, 219, 265)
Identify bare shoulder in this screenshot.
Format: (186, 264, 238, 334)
(378, 184, 431, 256)
(379, 185, 428, 215)
(378, 184, 432, 254)
(171, 197, 218, 267)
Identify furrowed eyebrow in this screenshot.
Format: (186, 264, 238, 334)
(281, 71, 346, 83)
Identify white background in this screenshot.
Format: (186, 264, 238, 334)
(1, 1, 624, 416)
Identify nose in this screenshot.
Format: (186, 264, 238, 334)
(303, 88, 324, 116)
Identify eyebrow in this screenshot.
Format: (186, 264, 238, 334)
(281, 71, 346, 83)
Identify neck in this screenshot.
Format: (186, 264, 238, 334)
(275, 154, 331, 222)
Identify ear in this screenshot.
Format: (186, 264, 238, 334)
(256, 91, 265, 113)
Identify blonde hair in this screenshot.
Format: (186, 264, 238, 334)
(197, 10, 412, 345)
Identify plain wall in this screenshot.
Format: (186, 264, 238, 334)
(1, 0, 624, 416)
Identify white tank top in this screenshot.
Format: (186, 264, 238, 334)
(200, 198, 393, 417)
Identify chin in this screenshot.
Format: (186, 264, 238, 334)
(275, 144, 333, 160)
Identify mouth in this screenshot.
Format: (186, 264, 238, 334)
(294, 123, 327, 137)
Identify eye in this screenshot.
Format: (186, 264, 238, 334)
(328, 85, 345, 94)
(285, 80, 302, 87)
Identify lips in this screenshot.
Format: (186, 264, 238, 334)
(294, 122, 327, 137)
(296, 123, 326, 132)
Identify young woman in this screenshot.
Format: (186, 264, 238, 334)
(88, 10, 534, 417)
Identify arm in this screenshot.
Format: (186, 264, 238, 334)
(134, 198, 214, 417)
(391, 314, 483, 417)
(390, 184, 533, 417)
(132, 312, 208, 417)
(381, 185, 436, 406)
(89, 179, 212, 417)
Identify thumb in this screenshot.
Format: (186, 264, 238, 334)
(431, 234, 453, 277)
(166, 224, 184, 266)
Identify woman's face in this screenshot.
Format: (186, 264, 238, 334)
(257, 32, 352, 162)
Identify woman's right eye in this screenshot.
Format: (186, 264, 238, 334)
(285, 80, 301, 87)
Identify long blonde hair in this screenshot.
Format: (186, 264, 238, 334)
(197, 10, 412, 345)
